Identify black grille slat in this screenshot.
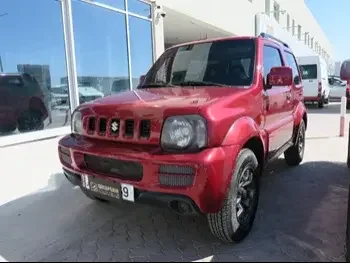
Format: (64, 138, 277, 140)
(159, 165, 195, 175)
(139, 120, 151, 138)
(88, 117, 96, 132)
(84, 154, 143, 181)
(99, 118, 107, 134)
(159, 174, 194, 187)
(125, 119, 134, 137)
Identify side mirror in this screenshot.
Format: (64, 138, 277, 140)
(340, 59, 350, 81)
(267, 66, 293, 87)
(139, 75, 146, 84)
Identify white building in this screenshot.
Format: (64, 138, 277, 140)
(159, 0, 333, 66)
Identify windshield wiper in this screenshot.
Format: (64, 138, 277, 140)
(139, 82, 174, 89)
(177, 81, 229, 87)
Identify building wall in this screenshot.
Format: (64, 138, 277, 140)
(159, 0, 333, 66)
(0, 0, 159, 147)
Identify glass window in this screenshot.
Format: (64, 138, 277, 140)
(273, 1, 280, 22)
(141, 39, 256, 88)
(0, 0, 69, 137)
(299, 64, 317, 79)
(72, 1, 129, 99)
(86, 0, 125, 10)
(284, 51, 301, 84)
(129, 16, 153, 89)
(265, 0, 270, 14)
(262, 46, 283, 85)
(128, 0, 151, 18)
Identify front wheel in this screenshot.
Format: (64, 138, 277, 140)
(17, 110, 44, 133)
(207, 148, 260, 243)
(284, 120, 306, 166)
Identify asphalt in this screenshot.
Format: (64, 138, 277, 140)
(0, 102, 349, 262)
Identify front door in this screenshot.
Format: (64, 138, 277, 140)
(262, 44, 294, 153)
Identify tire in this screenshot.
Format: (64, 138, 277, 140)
(0, 124, 16, 134)
(17, 110, 44, 133)
(318, 96, 324, 108)
(80, 187, 108, 203)
(284, 120, 306, 166)
(346, 184, 350, 262)
(207, 148, 260, 243)
(324, 96, 329, 104)
(347, 102, 350, 110)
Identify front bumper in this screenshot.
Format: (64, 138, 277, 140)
(58, 135, 241, 214)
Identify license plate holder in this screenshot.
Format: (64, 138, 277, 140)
(82, 175, 134, 202)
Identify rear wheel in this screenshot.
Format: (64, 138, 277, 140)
(17, 110, 44, 133)
(318, 96, 325, 108)
(284, 120, 306, 166)
(207, 149, 260, 243)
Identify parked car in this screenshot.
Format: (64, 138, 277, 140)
(58, 33, 307, 243)
(339, 59, 350, 262)
(297, 55, 330, 108)
(328, 75, 347, 102)
(51, 84, 105, 109)
(0, 73, 48, 133)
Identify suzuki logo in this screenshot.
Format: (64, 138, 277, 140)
(111, 121, 119, 132)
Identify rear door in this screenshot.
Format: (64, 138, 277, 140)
(299, 63, 318, 97)
(262, 44, 293, 152)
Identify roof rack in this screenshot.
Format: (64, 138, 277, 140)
(258, 32, 289, 48)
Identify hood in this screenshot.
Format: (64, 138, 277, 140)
(79, 86, 104, 97)
(79, 87, 248, 118)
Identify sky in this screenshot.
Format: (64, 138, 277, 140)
(305, 0, 350, 61)
(0, 0, 153, 87)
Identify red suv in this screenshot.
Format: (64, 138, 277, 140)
(0, 73, 48, 134)
(58, 33, 307, 243)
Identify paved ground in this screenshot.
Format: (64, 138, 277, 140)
(0, 102, 349, 262)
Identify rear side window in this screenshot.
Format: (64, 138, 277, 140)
(263, 45, 283, 86)
(284, 52, 301, 85)
(299, 64, 317, 79)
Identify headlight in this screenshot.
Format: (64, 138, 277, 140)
(161, 115, 207, 151)
(71, 110, 83, 134)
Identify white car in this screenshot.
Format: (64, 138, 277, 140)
(328, 76, 347, 101)
(297, 55, 330, 108)
(51, 84, 104, 109)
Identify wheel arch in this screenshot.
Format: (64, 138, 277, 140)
(222, 117, 267, 170)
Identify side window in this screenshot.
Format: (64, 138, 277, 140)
(263, 45, 283, 86)
(284, 51, 301, 85)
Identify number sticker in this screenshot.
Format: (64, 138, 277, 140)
(120, 184, 134, 202)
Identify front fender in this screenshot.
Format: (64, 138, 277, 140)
(221, 116, 267, 150)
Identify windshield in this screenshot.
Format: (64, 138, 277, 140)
(140, 39, 256, 88)
(300, 64, 317, 80)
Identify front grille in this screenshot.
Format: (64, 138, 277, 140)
(84, 154, 143, 181)
(158, 165, 195, 187)
(85, 116, 152, 140)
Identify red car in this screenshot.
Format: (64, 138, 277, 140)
(58, 33, 307, 243)
(0, 73, 48, 134)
